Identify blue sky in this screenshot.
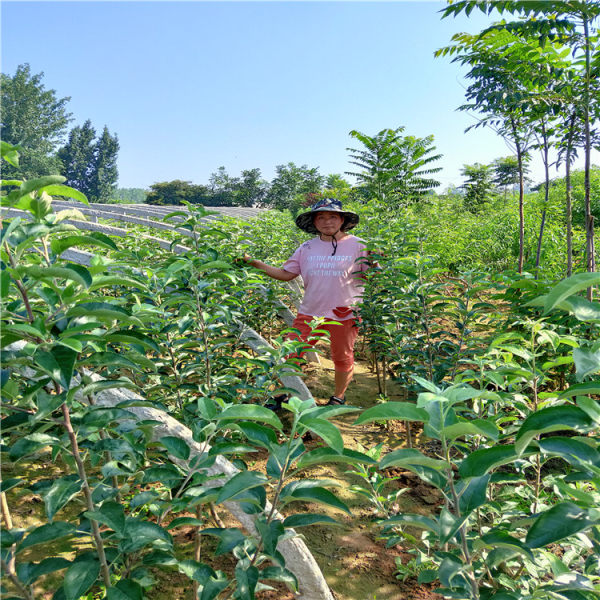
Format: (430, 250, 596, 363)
(1, 1, 596, 190)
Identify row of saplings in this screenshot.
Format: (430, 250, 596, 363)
(1, 145, 599, 600)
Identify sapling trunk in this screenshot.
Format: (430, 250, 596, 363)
(87, 394, 121, 502)
(510, 118, 525, 274)
(375, 355, 383, 394)
(193, 505, 203, 599)
(1, 492, 16, 574)
(194, 286, 212, 389)
(530, 330, 542, 515)
(564, 112, 576, 277)
(583, 16, 595, 300)
(1, 557, 34, 600)
(534, 123, 551, 277)
(60, 400, 111, 588)
(442, 433, 480, 600)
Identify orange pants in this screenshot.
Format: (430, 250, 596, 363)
(287, 314, 358, 373)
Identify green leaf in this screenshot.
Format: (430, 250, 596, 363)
(443, 420, 499, 441)
(201, 528, 246, 555)
(1, 216, 23, 245)
(576, 396, 600, 423)
(19, 175, 65, 196)
(279, 481, 350, 514)
(283, 514, 340, 528)
(200, 576, 230, 600)
(33, 346, 77, 389)
(295, 447, 377, 470)
(216, 471, 268, 504)
(159, 436, 190, 460)
(66, 302, 141, 326)
(381, 513, 438, 533)
(18, 521, 75, 552)
(84, 501, 126, 534)
(559, 382, 600, 400)
(479, 530, 534, 561)
(42, 477, 83, 522)
(106, 579, 144, 600)
(233, 422, 277, 449)
(216, 405, 282, 431)
(573, 348, 600, 381)
(129, 490, 159, 510)
(1, 269, 10, 298)
(459, 445, 524, 478)
(25, 557, 71, 585)
(20, 265, 90, 289)
(235, 564, 259, 600)
(538, 437, 600, 470)
(142, 465, 183, 488)
(526, 502, 599, 548)
(259, 566, 298, 592)
(195, 260, 232, 273)
(352, 402, 427, 425)
(81, 352, 139, 371)
(63, 560, 99, 600)
(51, 234, 117, 255)
(379, 448, 449, 471)
(1, 140, 20, 166)
(40, 184, 88, 204)
(456, 474, 490, 515)
(299, 418, 343, 454)
(9, 437, 46, 460)
(120, 518, 173, 553)
(515, 405, 594, 455)
(167, 517, 204, 529)
(544, 273, 600, 314)
(0, 478, 23, 493)
(439, 506, 468, 544)
(103, 330, 159, 351)
(255, 515, 284, 556)
(80, 378, 137, 396)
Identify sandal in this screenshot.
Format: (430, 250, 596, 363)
(326, 395, 346, 406)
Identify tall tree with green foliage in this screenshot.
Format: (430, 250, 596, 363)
(346, 127, 442, 207)
(441, 0, 600, 286)
(58, 123, 119, 202)
(146, 180, 210, 205)
(90, 126, 119, 202)
(234, 168, 268, 207)
(436, 29, 537, 272)
(492, 156, 526, 201)
(0, 63, 72, 178)
(264, 162, 324, 211)
(57, 120, 96, 196)
(461, 163, 495, 212)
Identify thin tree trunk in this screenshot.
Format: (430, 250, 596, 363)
(534, 126, 550, 278)
(565, 113, 576, 277)
(511, 118, 525, 274)
(583, 16, 595, 299)
(374, 355, 382, 394)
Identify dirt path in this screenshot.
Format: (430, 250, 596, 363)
(292, 355, 441, 600)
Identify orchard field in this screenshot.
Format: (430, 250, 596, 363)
(1, 133, 599, 600)
(2, 1, 600, 599)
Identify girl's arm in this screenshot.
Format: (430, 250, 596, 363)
(243, 254, 298, 281)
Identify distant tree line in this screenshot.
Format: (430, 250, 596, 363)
(1, 64, 119, 203)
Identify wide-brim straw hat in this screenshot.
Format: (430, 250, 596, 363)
(295, 198, 359, 235)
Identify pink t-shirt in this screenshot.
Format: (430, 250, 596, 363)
(282, 235, 369, 321)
